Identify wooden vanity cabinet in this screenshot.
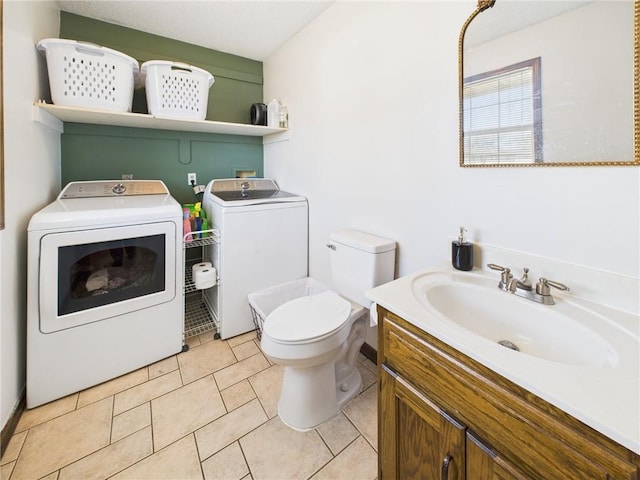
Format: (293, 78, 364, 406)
(378, 309, 640, 480)
(465, 432, 529, 479)
(380, 364, 466, 479)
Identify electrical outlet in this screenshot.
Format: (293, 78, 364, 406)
(187, 173, 197, 186)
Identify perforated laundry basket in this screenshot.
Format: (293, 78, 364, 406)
(248, 277, 330, 339)
(36, 38, 139, 112)
(141, 61, 215, 120)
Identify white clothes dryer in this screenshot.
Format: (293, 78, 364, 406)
(202, 178, 308, 339)
(27, 180, 183, 408)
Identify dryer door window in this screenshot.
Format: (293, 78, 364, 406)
(59, 234, 165, 316)
(39, 222, 178, 333)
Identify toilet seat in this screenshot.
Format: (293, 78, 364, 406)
(264, 291, 352, 343)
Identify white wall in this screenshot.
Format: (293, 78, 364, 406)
(263, 1, 640, 346)
(1, 1, 60, 430)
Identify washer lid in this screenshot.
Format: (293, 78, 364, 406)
(264, 292, 352, 343)
(204, 178, 306, 207)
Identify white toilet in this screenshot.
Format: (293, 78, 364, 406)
(260, 229, 396, 431)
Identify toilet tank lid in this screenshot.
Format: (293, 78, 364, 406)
(330, 229, 396, 254)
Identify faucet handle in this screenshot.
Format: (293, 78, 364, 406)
(487, 263, 511, 277)
(487, 263, 512, 289)
(536, 278, 570, 296)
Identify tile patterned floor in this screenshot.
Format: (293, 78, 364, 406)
(1, 331, 379, 480)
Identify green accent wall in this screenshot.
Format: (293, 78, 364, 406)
(62, 124, 264, 205)
(58, 12, 265, 204)
(59, 12, 263, 123)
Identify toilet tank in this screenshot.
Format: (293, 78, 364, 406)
(329, 229, 396, 308)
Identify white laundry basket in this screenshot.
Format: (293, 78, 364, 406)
(248, 277, 330, 339)
(36, 38, 139, 112)
(141, 61, 215, 120)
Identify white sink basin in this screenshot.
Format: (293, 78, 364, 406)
(368, 265, 639, 454)
(411, 272, 619, 368)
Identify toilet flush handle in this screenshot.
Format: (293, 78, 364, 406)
(326, 244, 336, 251)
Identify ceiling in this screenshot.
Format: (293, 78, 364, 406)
(464, 1, 590, 48)
(55, 0, 334, 61)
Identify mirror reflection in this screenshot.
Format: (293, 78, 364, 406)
(460, 0, 638, 167)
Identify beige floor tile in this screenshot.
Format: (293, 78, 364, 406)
(316, 412, 360, 456)
(16, 394, 78, 432)
(197, 330, 217, 345)
(248, 365, 283, 419)
(8, 337, 381, 480)
(148, 355, 179, 380)
(359, 364, 378, 391)
(77, 368, 148, 408)
(240, 417, 332, 480)
(214, 353, 270, 391)
(11, 397, 112, 479)
(178, 339, 236, 385)
(113, 370, 182, 415)
(112, 402, 151, 442)
(59, 426, 153, 480)
(152, 375, 226, 451)
(362, 358, 377, 374)
(1, 461, 15, 479)
(232, 340, 260, 361)
(201, 442, 249, 480)
(195, 398, 267, 460)
(0, 430, 27, 465)
(343, 384, 378, 451)
(221, 379, 256, 411)
(227, 331, 257, 348)
(185, 334, 202, 349)
(310, 436, 377, 480)
(111, 434, 202, 480)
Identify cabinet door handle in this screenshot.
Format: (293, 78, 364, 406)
(441, 454, 453, 480)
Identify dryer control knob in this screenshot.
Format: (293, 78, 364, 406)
(112, 183, 126, 195)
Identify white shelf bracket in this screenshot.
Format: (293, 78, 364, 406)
(33, 102, 64, 133)
(263, 129, 291, 145)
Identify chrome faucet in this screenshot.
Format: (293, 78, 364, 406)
(487, 264, 569, 305)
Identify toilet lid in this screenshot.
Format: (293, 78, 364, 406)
(264, 292, 352, 342)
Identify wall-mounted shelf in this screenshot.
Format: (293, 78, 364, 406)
(33, 102, 289, 138)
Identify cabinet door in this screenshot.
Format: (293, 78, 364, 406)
(380, 365, 465, 480)
(466, 432, 530, 480)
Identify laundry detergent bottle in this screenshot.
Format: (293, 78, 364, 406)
(183, 208, 193, 243)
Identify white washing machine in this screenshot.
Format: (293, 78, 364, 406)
(203, 178, 308, 339)
(27, 180, 184, 408)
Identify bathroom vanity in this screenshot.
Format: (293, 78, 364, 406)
(369, 265, 640, 479)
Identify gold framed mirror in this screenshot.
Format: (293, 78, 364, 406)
(459, 0, 639, 167)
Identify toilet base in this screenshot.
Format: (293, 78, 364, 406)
(336, 364, 363, 409)
(277, 362, 363, 432)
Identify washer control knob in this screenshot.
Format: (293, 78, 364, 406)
(112, 183, 126, 195)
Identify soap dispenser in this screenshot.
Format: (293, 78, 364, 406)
(452, 226, 474, 271)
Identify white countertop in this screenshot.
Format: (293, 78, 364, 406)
(366, 264, 640, 454)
